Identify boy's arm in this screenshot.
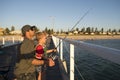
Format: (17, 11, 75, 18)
(46, 48, 57, 54)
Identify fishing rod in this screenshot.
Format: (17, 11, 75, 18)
(55, 9, 91, 48)
(50, 9, 91, 60)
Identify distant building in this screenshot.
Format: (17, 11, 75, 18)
(10, 30, 21, 35)
(102, 32, 107, 35)
(99, 32, 107, 35)
(73, 30, 78, 34)
(85, 32, 89, 35)
(0, 28, 4, 35)
(91, 32, 95, 35)
(117, 32, 120, 35)
(68, 32, 73, 35)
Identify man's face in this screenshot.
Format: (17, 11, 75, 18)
(29, 29, 35, 37)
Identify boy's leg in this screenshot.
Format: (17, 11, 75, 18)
(41, 70, 46, 80)
(38, 72, 41, 80)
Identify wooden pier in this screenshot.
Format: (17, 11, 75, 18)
(1, 35, 120, 80)
(46, 36, 69, 80)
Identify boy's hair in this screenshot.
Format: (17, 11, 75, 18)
(36, 31, 47, 41)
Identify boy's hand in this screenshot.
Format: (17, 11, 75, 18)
(52, 48, 57, 52)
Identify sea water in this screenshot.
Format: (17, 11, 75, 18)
(63, 39, 120, 80)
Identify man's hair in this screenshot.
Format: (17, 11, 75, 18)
(21, 25, 31, 36)
(21, 25, 36, 36)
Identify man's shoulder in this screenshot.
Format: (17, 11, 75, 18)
(20, 38, 35, 54)
(22, 38, 34, 45)
(24, 38, 33, 42)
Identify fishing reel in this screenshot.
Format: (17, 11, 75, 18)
(48, 53, 58, 61)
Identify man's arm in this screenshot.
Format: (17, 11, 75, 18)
(31, 58, 55, 67)
(31, 59, 44, 65)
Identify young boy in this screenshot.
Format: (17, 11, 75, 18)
(35, 32, 56, 80)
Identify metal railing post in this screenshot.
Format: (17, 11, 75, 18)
(57, 38, 60, 53)
(2, 37, 5, 45)
(54, 36, 57, 47)
(12, 36, 15, 43)
(60, 39, 63, 61)
(70, 44, 74, 80)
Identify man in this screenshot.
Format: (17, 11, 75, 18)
(15, 25, 55, 80)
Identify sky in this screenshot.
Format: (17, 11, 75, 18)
(0, 0, 120, 31)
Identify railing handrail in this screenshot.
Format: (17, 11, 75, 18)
(0, 36, 23, 45)
(53, 35, 120, 65)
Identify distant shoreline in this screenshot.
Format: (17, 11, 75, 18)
(56, 35, 120, 40)
(0, 35, 120, 41)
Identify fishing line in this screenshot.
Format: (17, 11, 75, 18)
(55, 9, 91, 48)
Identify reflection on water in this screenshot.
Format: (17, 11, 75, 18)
(63, 39, 120, 80)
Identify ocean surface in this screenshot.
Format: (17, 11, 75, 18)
(1, 38, 120, 80)
(0, 36, 22, 46)
(0, 40, 20, 46)
(63, 39, 120, 80)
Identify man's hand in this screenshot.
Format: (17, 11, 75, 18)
(48, 58, 55, 67)
(32, 59, 44, 65)
(32, 58, 55, 67)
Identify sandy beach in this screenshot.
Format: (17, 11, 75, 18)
(56, 35, 120, 40)
(0, 35, 120, 41)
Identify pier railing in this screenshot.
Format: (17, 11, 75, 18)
(0, 36, 23, 45)
(52, 36, 120, 80)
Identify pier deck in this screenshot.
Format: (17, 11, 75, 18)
(46, 36, 63, 80)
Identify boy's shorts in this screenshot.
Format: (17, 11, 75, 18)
(35, 65, 44, 72)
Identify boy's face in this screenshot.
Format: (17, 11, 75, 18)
(41, 35, 47, 44)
